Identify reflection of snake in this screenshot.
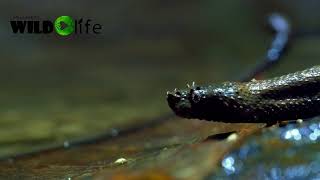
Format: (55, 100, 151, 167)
(167, 66, 320, 123)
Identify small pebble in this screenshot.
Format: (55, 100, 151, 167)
(251, 78, 257, 82)
(114, 158, 127, 164)
(227, 133, 238, 142)
(296, 119, 303, 124)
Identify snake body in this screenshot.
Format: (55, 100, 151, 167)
(167, 66, 320, 123)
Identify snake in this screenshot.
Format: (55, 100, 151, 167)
(167, 65, 320, 123)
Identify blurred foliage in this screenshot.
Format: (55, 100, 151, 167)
(0, 0, 263, 157)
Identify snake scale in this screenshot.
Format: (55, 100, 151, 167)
(167, 66, 320, 123)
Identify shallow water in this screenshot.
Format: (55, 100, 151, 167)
(210, 117, 320, 179)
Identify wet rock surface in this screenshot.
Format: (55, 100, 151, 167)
(212, 117, 320, 180)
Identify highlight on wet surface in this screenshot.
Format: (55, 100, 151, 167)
(209, 117, 320, 179)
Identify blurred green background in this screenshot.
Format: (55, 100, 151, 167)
(0, 0, 319, 157)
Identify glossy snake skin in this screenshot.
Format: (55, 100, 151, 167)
(167, 66, 320, 123)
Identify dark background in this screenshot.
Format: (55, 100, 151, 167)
(0, 0, 319, 157)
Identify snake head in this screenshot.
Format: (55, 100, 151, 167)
(167, 88, 193, 118)
(166, 83, 210, 119)
(167, 82, 242, 120)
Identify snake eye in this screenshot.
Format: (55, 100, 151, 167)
(191, 91, 201, 103)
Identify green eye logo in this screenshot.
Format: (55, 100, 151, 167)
(10, 16, 102, 35)
(54, 16, 75, 36)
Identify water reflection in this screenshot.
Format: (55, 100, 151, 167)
(209, 117, 320, 180)
(221, 156, 235, 174)
(283, 128, 301, 141)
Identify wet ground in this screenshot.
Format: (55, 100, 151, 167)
(212, 117, 320, 179)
